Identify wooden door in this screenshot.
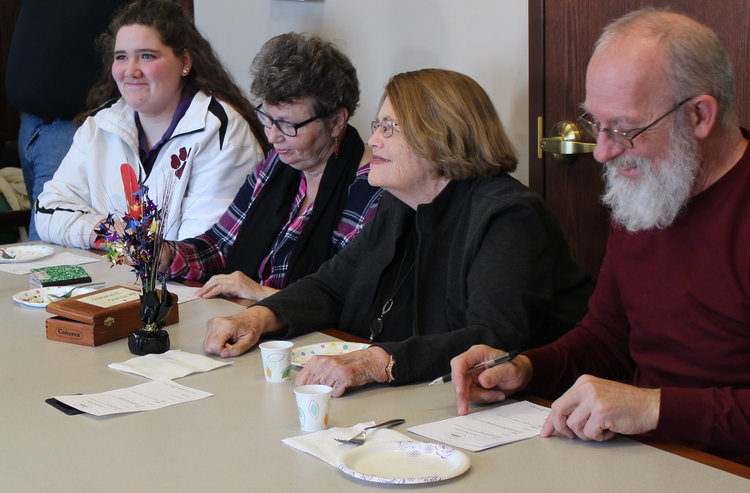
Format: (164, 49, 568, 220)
(529, 0, 750, 276)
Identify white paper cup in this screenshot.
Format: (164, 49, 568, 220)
(259, 340, 293, 383)
(294, 384, 332, 432)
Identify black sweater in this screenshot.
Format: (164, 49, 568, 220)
(261, 175, 594, 384)
(6, 0, 127, 120)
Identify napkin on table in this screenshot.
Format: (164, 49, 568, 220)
(108, 350, 231, 380)
(282, 422, 413, 467)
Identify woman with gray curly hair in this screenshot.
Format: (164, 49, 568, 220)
(161, 32, 382, 302)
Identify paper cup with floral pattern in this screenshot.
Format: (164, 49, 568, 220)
(259, 341, 293, 382)
(294, 384, 332, 432)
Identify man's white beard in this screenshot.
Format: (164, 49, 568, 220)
(601, 124, 701, 232)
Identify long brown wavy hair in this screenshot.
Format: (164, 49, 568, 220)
(79, 0, 269, 152)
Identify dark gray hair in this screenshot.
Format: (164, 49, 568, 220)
(596, 7, 737, 129)
(250, 32, 359, 120)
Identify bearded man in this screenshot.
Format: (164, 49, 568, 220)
(450, 8, 750, 465)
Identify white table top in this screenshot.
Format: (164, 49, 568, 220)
(0, 244, 748, 492)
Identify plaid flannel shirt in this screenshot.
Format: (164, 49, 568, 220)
(168, 150, 382, 287)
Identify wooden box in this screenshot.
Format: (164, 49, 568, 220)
(45, 285, 179, 347)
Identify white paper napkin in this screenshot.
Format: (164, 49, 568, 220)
(282, 422, 413, 467)
(108, 349, 231, 380)
(165, 282, 200, 304)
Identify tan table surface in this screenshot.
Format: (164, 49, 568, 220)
(1, 243, 748, 492)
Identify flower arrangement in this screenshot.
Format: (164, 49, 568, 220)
(95, 164, 174, 355)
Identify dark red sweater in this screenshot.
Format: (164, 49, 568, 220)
(526, 139, 750, 464)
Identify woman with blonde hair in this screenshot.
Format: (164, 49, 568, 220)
(204, 69, 593, 396)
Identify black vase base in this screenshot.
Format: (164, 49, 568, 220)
(128, 329, 170, 355)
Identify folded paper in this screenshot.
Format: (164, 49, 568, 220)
(108, 349, 231, 380)
(54, 380, 213, 416)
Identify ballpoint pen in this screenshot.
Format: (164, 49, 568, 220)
(428, 350, 519, 385)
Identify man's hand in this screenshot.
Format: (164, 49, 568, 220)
(451, 344, 532, 415)
(295, 346, 392, 397)
(541, 374, 660, 441)
(196, 271, 278, 301)
(203, 306, 282, 357)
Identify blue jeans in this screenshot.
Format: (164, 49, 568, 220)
(18, 113, 77, 240)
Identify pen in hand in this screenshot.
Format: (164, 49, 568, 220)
(428, 350, 519, 386)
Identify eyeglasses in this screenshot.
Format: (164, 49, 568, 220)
(578, 97, 692, 149)
(254, 104, 322, 137)
(371, 119, 399, 138)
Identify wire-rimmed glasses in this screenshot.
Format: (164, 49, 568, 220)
(371, 119, 399, 138)
(577, 97, 692, 149)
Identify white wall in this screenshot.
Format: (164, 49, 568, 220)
(194, 0, 529, 183)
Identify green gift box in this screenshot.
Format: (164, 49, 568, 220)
(30, 265, 92, 287)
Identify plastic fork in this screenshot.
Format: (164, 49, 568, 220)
(333, 418, 405, 445)
(0, 248, 15, 259)
(47, 282, 105, 301)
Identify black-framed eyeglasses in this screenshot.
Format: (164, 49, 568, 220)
(371, 119, 399, 138)
(254, 104, 322, 137)
(578, 97, 693, 149)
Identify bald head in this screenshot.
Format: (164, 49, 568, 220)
(585, 35, 672, 127)
(592, 8, 737, 129)
(595, 9, 705, 52)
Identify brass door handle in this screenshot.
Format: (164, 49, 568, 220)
(539, 121, 596, 162)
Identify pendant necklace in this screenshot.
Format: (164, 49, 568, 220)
(370, 247, 415, 342)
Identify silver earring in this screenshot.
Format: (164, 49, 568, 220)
(182, 69, 189, 75)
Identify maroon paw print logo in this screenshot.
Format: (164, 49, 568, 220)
(170, 147, 191, 178)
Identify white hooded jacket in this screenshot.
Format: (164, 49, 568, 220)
(35, 91, 262, 248)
